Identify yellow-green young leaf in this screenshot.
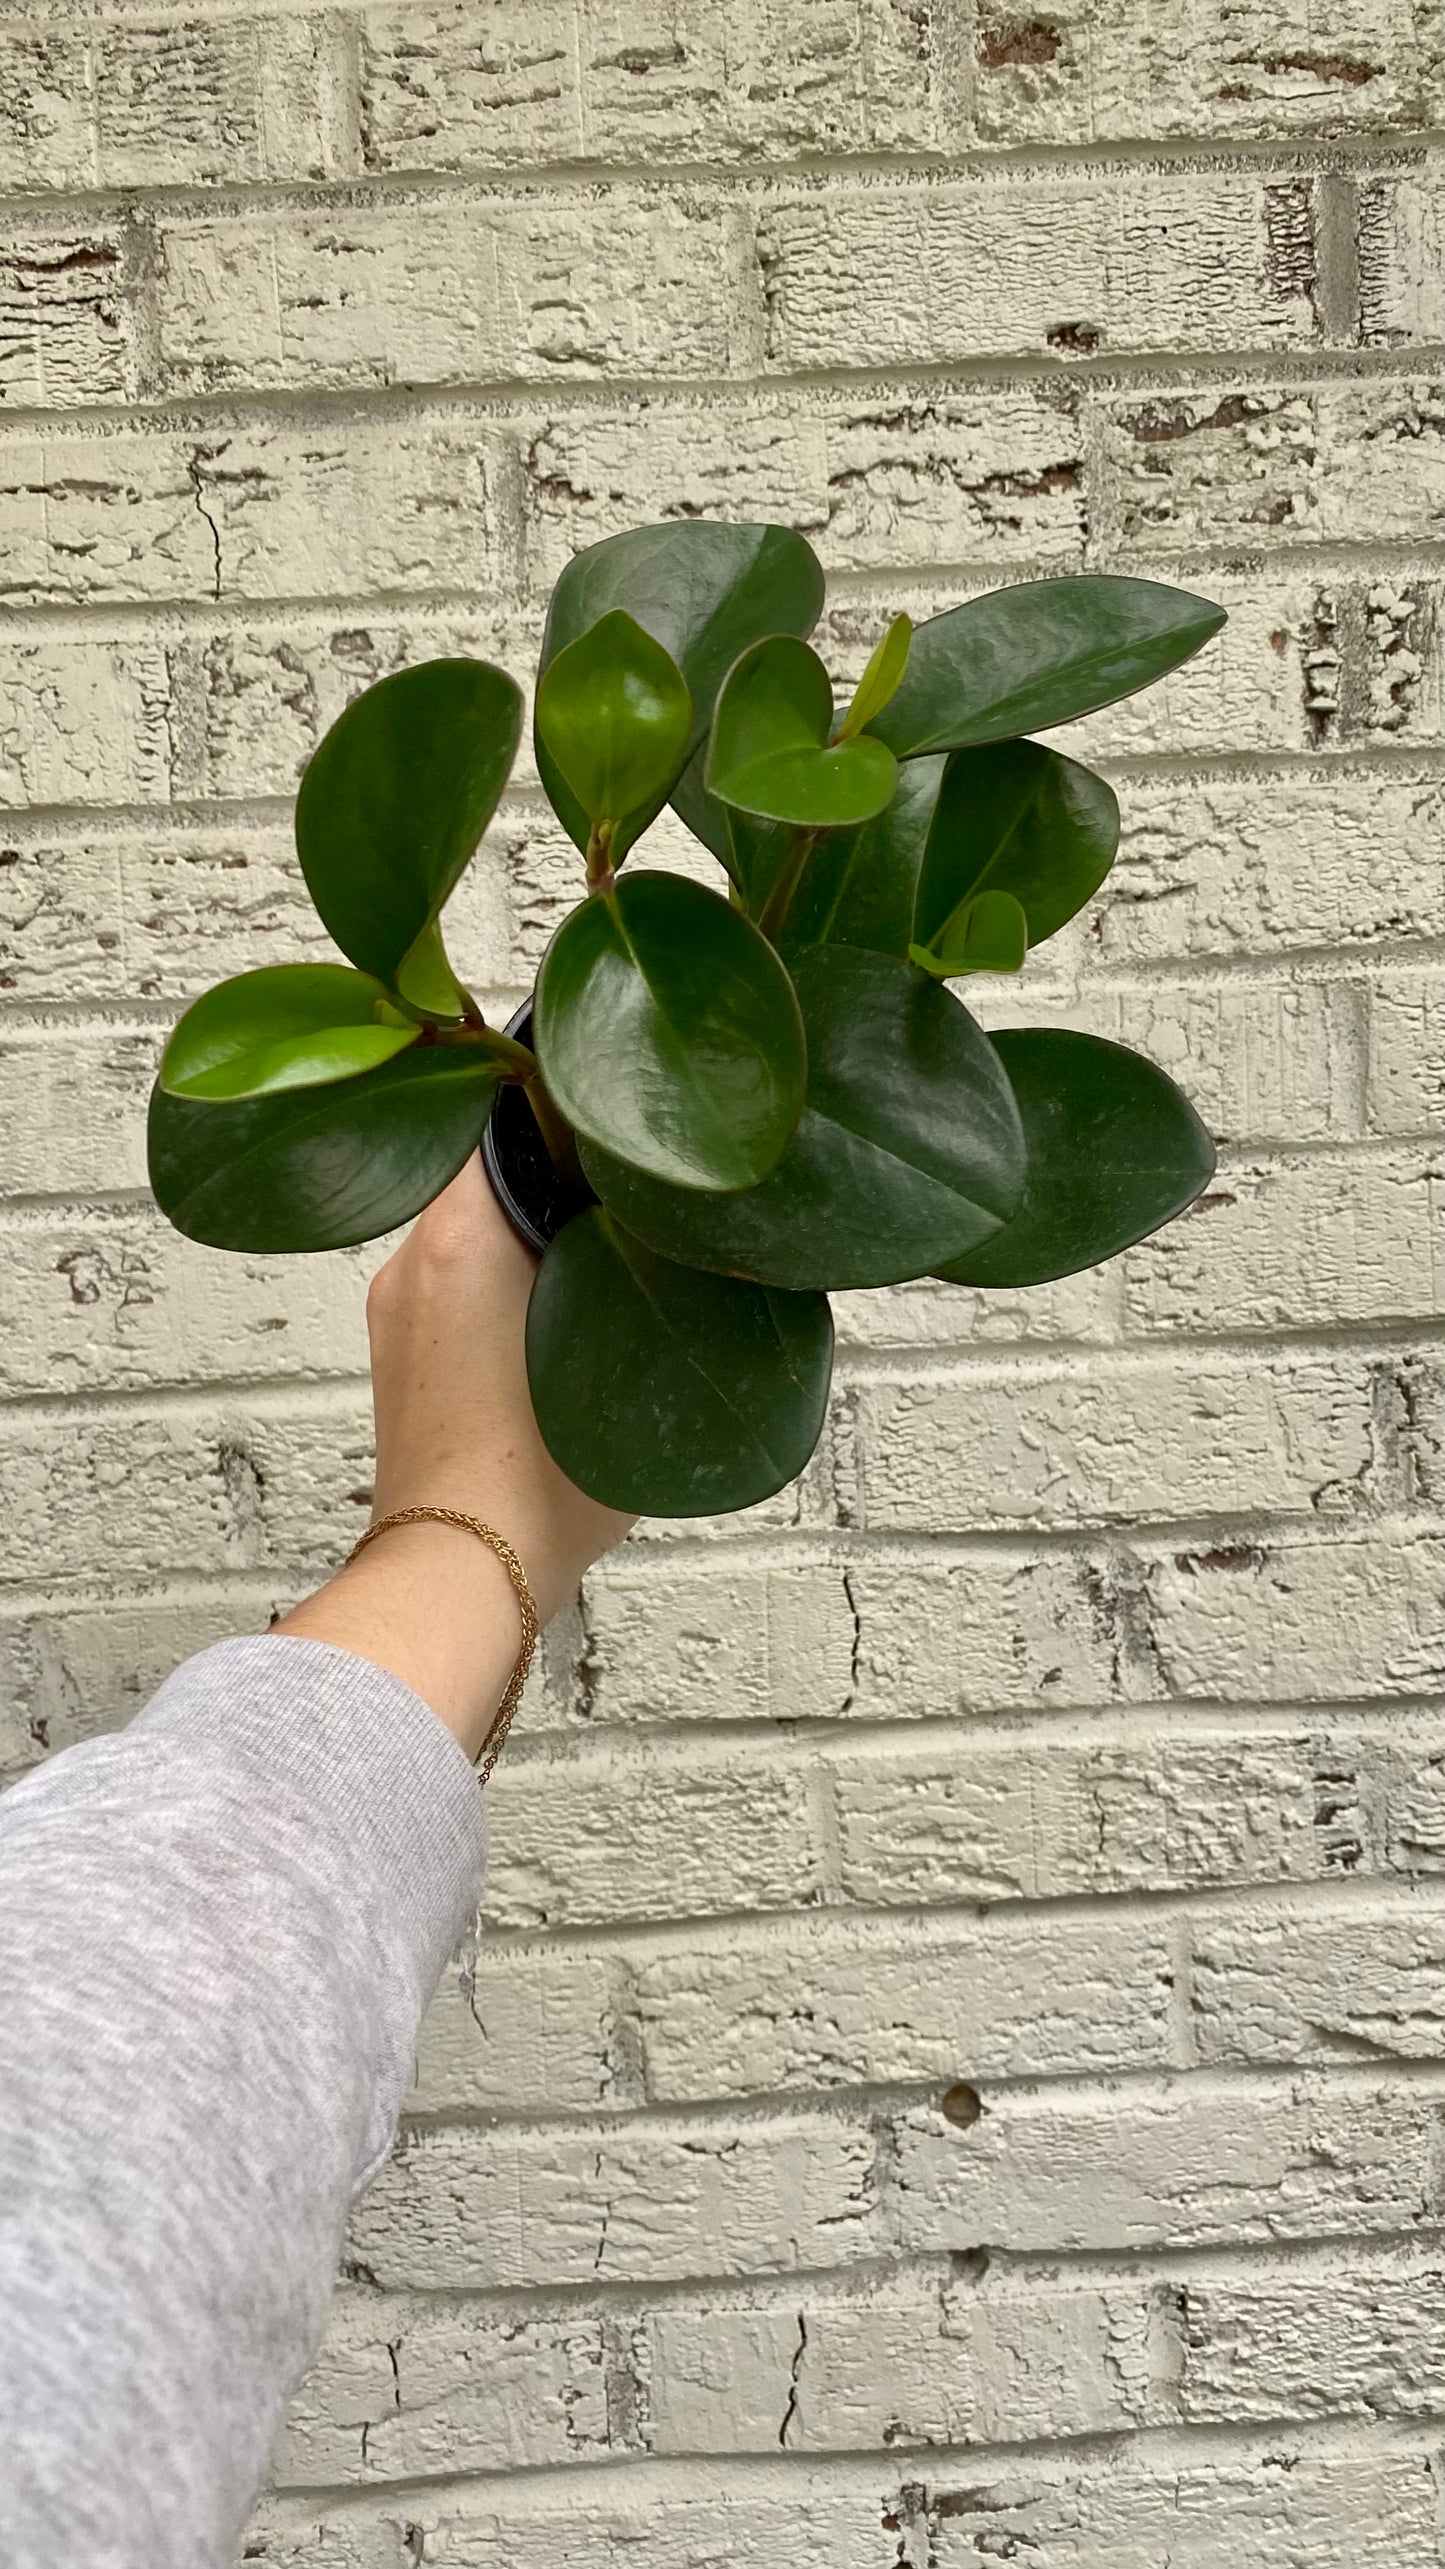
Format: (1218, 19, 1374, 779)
(160, 964, 420, 1103)
(535, 611, 693, 864)
(838, 613, 911, 742)
(910, 887, 1028, 980)
(707, 635, 898, 830)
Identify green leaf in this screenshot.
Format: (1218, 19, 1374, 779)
(867, 575, 1227, 758)
(538, 521, 825, 861)
(581, 945, 1025, 1290)
(533, 870, 807, 1192)
(937, 1027, 1215, 1288)
(838, 613, 911, 741)
(149, 1046, 503, 1253)
(159, 963, 418, 1102)
(914, 739, 1119, 953)
(295, 659, 522, 1008)
(669, 738, 791, 910)
(526, 1206, 833, 1515)
(533, 610, 693, 866)
(783, 756, 947, 957)
(910, 888, 1028, 979)
(707, 635, 898, 828)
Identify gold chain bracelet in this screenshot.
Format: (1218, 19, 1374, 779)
(344, 1506, 539, 1785)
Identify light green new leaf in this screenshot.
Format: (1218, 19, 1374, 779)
(533, 870, 806, 1191)
(914, 738, 1119, 953)
(534, 611, 692, 865)
(160, 963, 418, 1103)
(295, 659, 522, 1013)
(707, 636, 898, 829)
(538, 521, 826, 861)
(526, 1206, 834, 1515)
(910, 888, 1028, 980)
(867, 575, 1226, 758)
(838, 613, 911, 741)
(149, 1046, 504, 1253)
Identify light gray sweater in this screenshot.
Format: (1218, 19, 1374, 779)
(0, 1634, 488, 2569)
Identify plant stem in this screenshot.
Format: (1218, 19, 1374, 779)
(431, 1021, 538, 1080)
(524, 1071, 584, 1186)
(585, 819, 617, 899)
(757, 826, 820, 943)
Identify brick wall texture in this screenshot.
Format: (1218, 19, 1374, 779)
(6, 0, 1445, 2559)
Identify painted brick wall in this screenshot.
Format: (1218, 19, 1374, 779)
(4, 0, 1445, 2560)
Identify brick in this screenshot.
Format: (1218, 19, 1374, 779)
(0, 416, 503, 607)
(1192, 1900, 1445, 2064)
(346, 2108, 883, 2287)
(853, 1351, 1374, 1533)
(1124, 1151, 1445, 1335)
(1145, 1526, 1445, 1703)
(1361, 173, 1445, 346)
(0, 26, 94, 191)
(1174, 2253, 1445, 2427)
(1088, 765, 1445, 967)
(830, 1264, 1119, 1349)
(973, 0, 1445, 144)
(518, 382, 1087, 586)
(576, 1556, 859, 1727)
(359, 0, 581, 171)
(0, 1027, 158, 1198)
(1367, 965, 1445, 1135)
(0, 226, 132, 411)
(409, 1945, 626, 2115)
(759, 176, 1321, 374)
(634, 1911, 1177, 2101)
(890, 2076, 1445, 2252)
(0, 633, 173, 810)
(156, 195, 750, 396)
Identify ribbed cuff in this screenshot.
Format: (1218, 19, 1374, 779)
(133, 1635, 487, 1999)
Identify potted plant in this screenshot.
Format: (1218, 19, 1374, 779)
(149, 521, 1223, 1518)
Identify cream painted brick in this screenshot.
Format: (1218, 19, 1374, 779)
(409, 1946, 626, 2114)
(0, 632, 174, 809)
(0, 227, 132, 410)
(346, 2108, 883, 2288)
(830, 1265, 1119, 1350)
(576, 1556, 859, 1726)
(156, 196, 750, 396)
(518, 383, 1086, 584)
(0, 417, 502, 607)
(1088, 766, 1445, 966)
(759, 176, 1320, 373)
(583, 0, 948, 161)
(0, 27, 94, 190)
(973, 0, 1445, 144)
(1094, 378, 1445, 558)
(245, 2445, 1445, 2569)
(853, 1353, 1373, 1533)
(1361, 171, 1445, 346)
(274, 2293, 618, 2484)
(891, 2077, 1445, 2253)
(634, 1912, 1176, 2101)
(1192, 1902, 1445, 2064)
(1174, 2255, 1445, 2426)
(1124, 1150, 1445, 1336)
(1367, 966, 1445, 1134)
(0, 1028, 158, 1197)
(1145, 1527, 1445, 1702)
(358, 0, 581, 171)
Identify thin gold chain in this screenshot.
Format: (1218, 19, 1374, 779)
(344, 1506, 539, 1785)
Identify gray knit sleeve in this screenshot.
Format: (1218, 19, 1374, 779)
(0, 1633, 487, 2569)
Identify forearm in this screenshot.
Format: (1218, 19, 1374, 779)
(0, 1634, 485, 2569)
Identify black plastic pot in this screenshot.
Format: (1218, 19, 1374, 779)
(481, 1000, 596, 1255)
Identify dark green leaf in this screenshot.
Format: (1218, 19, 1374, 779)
(581, 945, 1025, 1289)
(783, 756, 947, 956)
(913, 739, 1118, 952)
(867, 575, 1226, 758)
(533, 610, 692, 865)
(526, 1206, 833, 1514)
(938, 1027, 1215, 1287)
(149, 1046, 503, 1252)
(538, 521, 825, 860)
(670, 737, 791, 909)
(910, 888, 1028, 979)
(533, 871, 806, 1191)
(838, 612, 911, 739)
(160, 963, 417, 1102)
(707, 635, 898, 828)
(295, 659, 522, 1012)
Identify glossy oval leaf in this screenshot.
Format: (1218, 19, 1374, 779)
(295, 659, 522, 1005)
(784, 756, 947, 957)
(526, 1206, 833, 1515)
(708, 635, 898, 828)
(160, 964, 418, 1102)
(149, 1046, 504, 1253)
(911, 888, 1028, 980)
(839, 613, 911, 740)
(867, 576, 1226, 758)
(914, 738, 1119, 953)
(938, 1027, 1215, 1288)
(533, 610, 693, 864)
(538, 521, 826, 860)
(533, 870, 807, 1192)
(581, 945, 1025, 1290)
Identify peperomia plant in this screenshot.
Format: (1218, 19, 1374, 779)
(149, 522, 1223, 1518)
